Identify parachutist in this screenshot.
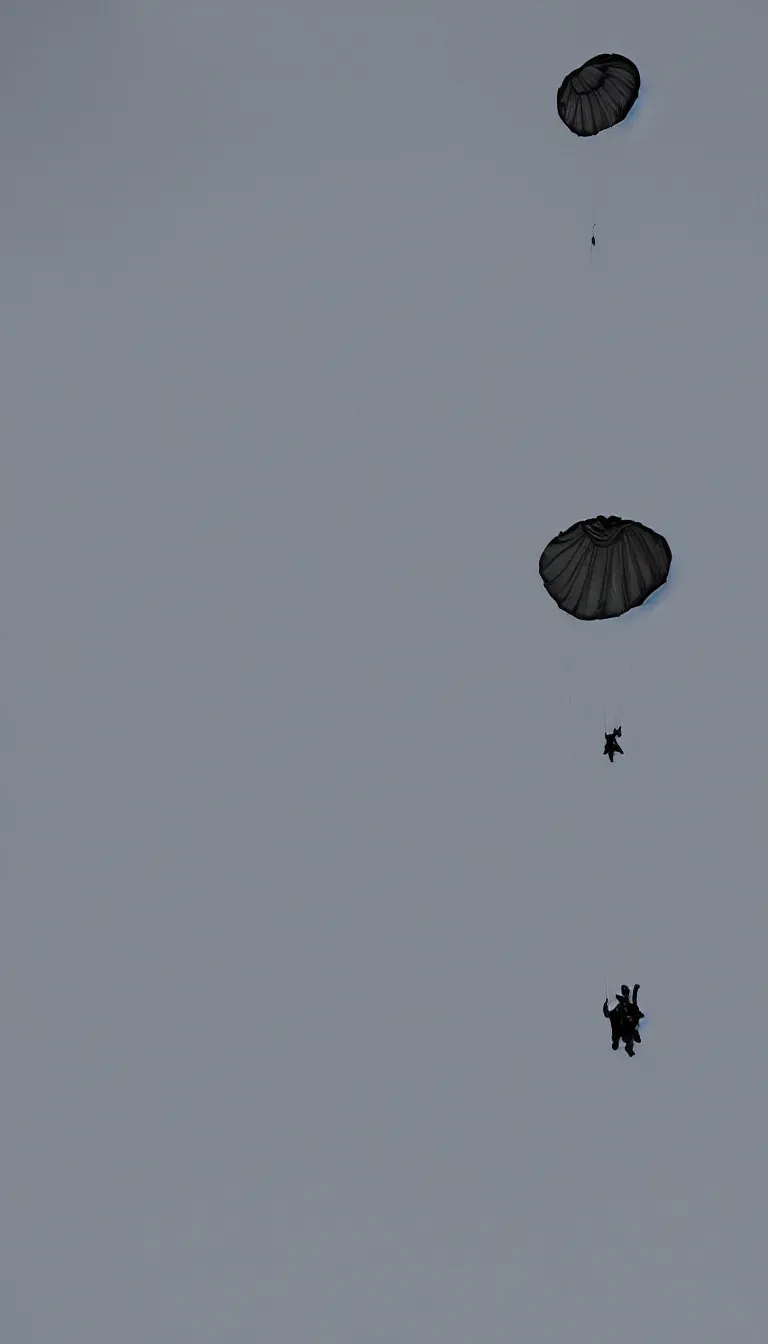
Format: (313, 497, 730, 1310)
(603, 983, 643, 1056)
(604, 726, 623, 762)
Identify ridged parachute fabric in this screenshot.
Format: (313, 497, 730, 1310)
(557, 54, 641, 138)
(539, 515, 672, 621)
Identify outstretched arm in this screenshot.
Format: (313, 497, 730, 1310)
(603, 999, 610, 1018)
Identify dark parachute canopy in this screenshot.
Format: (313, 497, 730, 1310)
(539, 515, 672, 620)
(557, 54, 640, 137)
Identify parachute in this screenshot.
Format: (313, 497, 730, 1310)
(539, 515, 672, 621)
(557, 54, 641, 138)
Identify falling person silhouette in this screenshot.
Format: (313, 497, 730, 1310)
(604, 726, 623, 762)
(603, 983, 644, 1056)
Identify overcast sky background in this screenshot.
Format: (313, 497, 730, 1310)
(3, 2, 768, 1340)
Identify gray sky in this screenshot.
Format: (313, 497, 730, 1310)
(3, 2, 768, 1339)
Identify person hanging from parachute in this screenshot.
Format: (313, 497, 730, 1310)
(538, 516, 672, 769)
(603, 983, 644, 1056)
(604, 726, 623, 762)
(556, 54, 641, 256)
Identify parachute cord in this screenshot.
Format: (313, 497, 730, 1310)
(590, 165, 597, 264)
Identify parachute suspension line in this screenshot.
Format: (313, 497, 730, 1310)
(589, 165, 597, 265)
(568, 679, 574, 767)
(603, 699, 621, 736)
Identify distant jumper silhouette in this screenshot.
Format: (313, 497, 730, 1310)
(604, 726, 623, 762)
(603, 983, 644, 1056)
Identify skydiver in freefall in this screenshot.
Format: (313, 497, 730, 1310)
(604, 726, 623, 762)
(603, 984, 644, 1056)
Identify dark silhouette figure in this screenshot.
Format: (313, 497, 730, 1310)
(604, 726, 623, 762)
(603, 983, 644, 1056)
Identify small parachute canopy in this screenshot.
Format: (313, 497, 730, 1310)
(557, 54, 640, 137)
(539, 515, 672, 620)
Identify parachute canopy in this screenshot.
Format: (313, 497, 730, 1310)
(557, 54, 640, 137)
(539, 515, 672, 620)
